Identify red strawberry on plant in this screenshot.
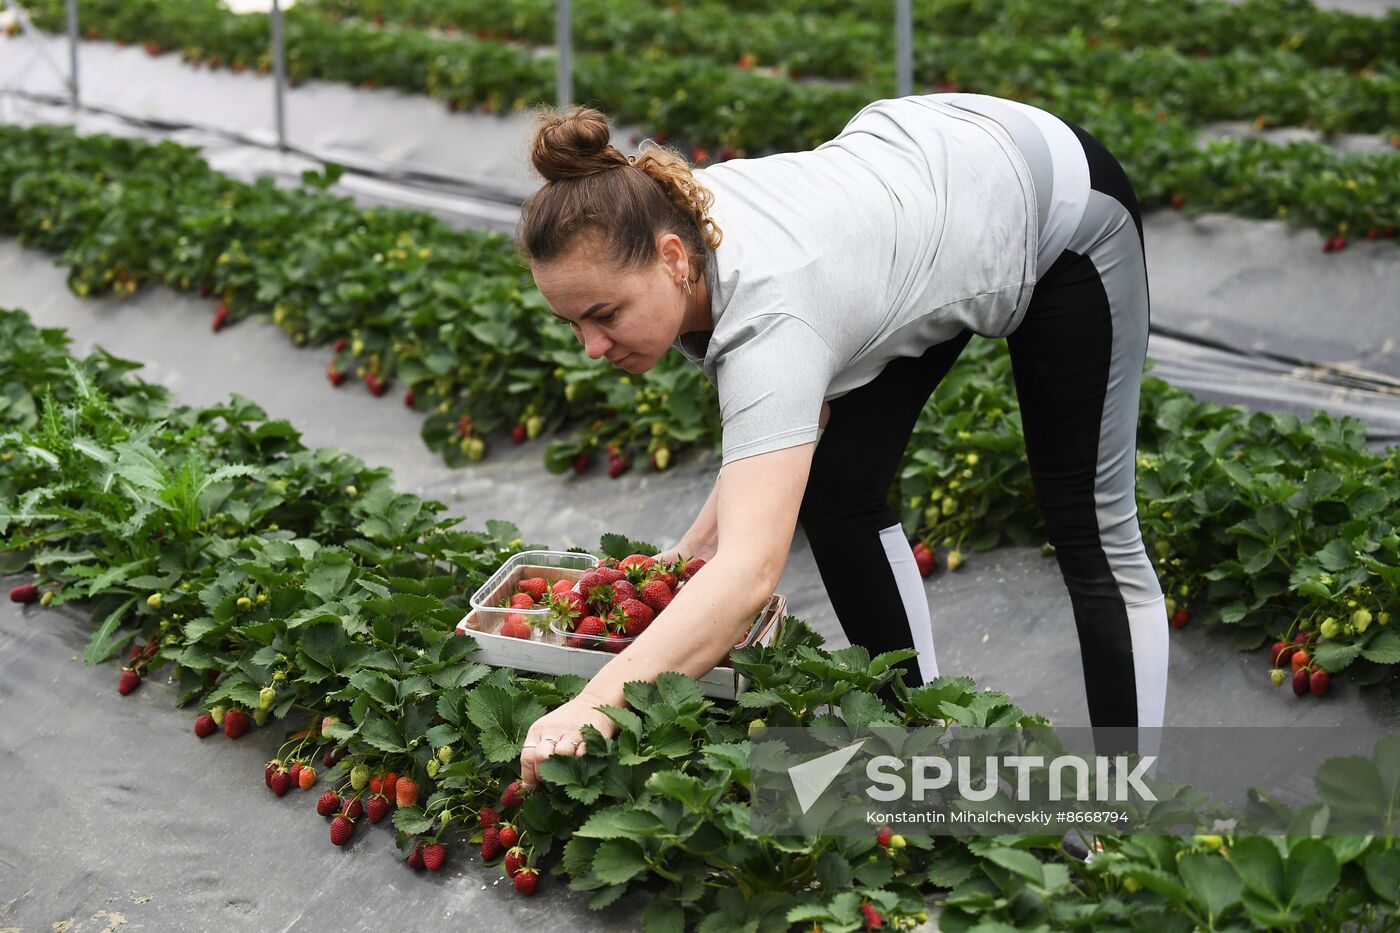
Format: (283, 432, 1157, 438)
(224, 707, 250, 738)
(861, 902, 884, 930)
(9, 583, 38, 603)
(194, 714, 217, 738)
(118, 668, 141, 695)
(422, 843, 446, 871)
(211, 302, 230, 331)
(1292, 668, 1311, 696)
(1309, 669, 1331, 696)
(333, 337, 348, 352)
(317, 791, 341, 817)
(640, 580, 674, 613)
(343, 796, 364, 820)
(1291, 649, 1311, 671)
(513, 866, 540, 896)
(497, 824, 519, 849)
(327, 363, 346, 387)
(501, 779, 527, 809)
(913, 542, 935, 577)
(517, 578, 549, 600)
(330, 815, 354, 846)
(403, 388, 415, 407)
(382, 771, 398, 798)
(407, 842, 425, 869)
(481, 825, 503, 860)
(1170, 607, 1189, 629)
(573, 451, 591, 474)
(458, 415, 473, 438)
(1271, 640, 1295, 667)
(365, 372, 386, 397)
(367, 795, 390, 823)
(396, 777, 420, 808)
(479, 805, 501, 828)
(289, 761, 303, 783)
(875, 825, 892, 847)
(512, 424, 527, 445)
(504, 846, 528, 877)
(608, 455, 629, 478)
(270, 769, 292, 797)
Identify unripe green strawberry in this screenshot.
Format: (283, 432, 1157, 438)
(350, 764, 370, 790)
(437, 745, 453, 765)
(946, 549, 964, 571)
(1269, 668, 1286, 687)
(440, 808, 452, 825)
(526, 415, 543, 439)
(1194, 834, 1224, 851)
(1380, 612, 1391, 626)
(1353, 609, 1373, 633)
(321, 715, 339, 738)
(253, 707, 271, 727)
(748, 719, 767, 740)
(426, 759, 440, 778)
(1319, 617, 1341, 639)
(236, 596, 252, 611)
(272, 670, 285, 683)
(40, 590, 54, 607)
(259, 686, 276, 710)
(211, 704, 227, 726)
(147, 592, 163, 609)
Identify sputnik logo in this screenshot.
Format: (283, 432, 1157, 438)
(788, 740, 867, 814)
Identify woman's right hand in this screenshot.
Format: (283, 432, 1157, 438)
(654, 540, 715, 567)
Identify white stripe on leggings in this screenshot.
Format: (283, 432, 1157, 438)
(877, 524, 940, 683)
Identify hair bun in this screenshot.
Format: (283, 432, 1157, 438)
(530, 105, 624, 182)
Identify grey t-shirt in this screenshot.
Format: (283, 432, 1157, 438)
(673, 94, 1039, 466)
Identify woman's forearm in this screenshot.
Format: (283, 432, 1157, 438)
(675, 473, 722, 558)
(581, 551, 774, 706)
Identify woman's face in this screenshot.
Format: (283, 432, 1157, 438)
(531, 232, 691, 374)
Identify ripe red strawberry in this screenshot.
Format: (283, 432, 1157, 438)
(1292, 668, 1311, 696)
(422, 843, 446, 871)
(265, 761, 279, 787)
(608, 455, 629, 478)
(512, 424, 527, 445)
(211, 302, 229, 331)
(330, 815, 354, 846)
(1270, 640, 1295, 666)
(640, 580, 674, 613)
(396, 777, 419, 808)
(573, 452, 591, 473)
(367, 795, 390, 823)
(271, 769, 292, 797)
(481, 825, 503, 860)
(595, 567, 626, 585)
(224, 707, 250, 738)
(567, 615, 607, 648)
(9, 583, 38, 603)
(458, 414, 473, 438)
(500, 615, 533, 639)
(616, 598, 655, 636)
(118, 668, 141, 695)
(333, 337, 348, 352)
(298, 766, 317, 790)
(875, 825, 892, 847)
(497, 824, 519, 849)
(403, 388, 415, 407)
(327, 363, 345, 387)
(316, 791, 341, 817)
(652, 570, 679, 591)
(737, 52, 755, 70)
(343, 796, 364, 820)
(504, 846, 528, 877)
(513, 866, 540, 896)
(913, 543, 935, 577)
(861, 902, 883, 930)
(1291, 649, 1311, 671)
(1309, 669, 1331, 696)
(365, 372, 387, 397)
(509, 592, 535, 609)
(551, 579, 573, 596)
(289, 761, 303, 784)
(605, 631, 630, 653)
(501, 779, 527, 809)
(517, 577, 549, 600)
(551, 590, 587, 624)
(679, 557, 706, 580)
(479, 805, 501, 828)
(382, 771, 398, 798)
(619, 554, 656, 573)
(1170, 607, 1189, 630)
(194, 714, 217, 738)
(407, 842, 425, 869)
(612, 579, 639, 602)
(1170, 195, 1185, 210)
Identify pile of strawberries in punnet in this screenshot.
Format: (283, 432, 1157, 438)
(494, 553, 707, 650)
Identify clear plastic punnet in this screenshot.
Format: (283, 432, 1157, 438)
(467, 549, 598, 642)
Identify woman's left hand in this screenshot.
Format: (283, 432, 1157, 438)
(520, 691, 619, 789)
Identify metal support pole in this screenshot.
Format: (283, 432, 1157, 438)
(3, 0, 70, 90)
(271, 0, 287, 152)
(555, 0, 571, 110)
(895, 0, 913, 99)
(64, 0, 78, 107)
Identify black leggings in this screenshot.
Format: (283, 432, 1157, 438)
(799, 118, 1168, 759)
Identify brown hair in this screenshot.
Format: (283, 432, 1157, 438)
(514, 105, 722, 283)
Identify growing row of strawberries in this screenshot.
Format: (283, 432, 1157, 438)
(6, 305, 1398, 930)
(10, 0, 1400, 238)
(298, 0, 1400, 136)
